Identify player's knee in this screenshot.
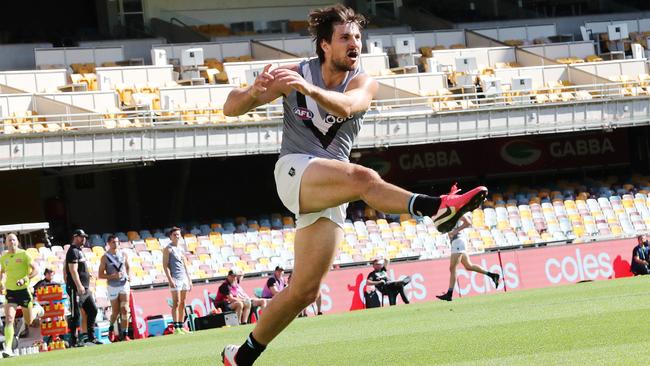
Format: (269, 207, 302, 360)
(351, 166, 382, 193)
(120, 304, 130, 316)
(294, 286, 320, 307)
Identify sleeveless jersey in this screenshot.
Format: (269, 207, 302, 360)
(105, 251, 127, 287)
(166, 244, 187, 280)
(279, 58, 366, 161)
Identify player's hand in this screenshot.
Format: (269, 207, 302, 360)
(77, 286, 86, 295)
(169, 280, 177, 289)
(249, 64, 274, 98)
(271, 68, 313, 96)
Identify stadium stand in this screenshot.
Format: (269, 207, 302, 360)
(19, 174, 650, 291)
(3, 8, 650, 283)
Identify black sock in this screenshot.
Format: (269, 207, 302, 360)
(121, 329, 129, 338)
(409, 194, 441, 217)
(109, 324, 114, 333)
(235, 332, 267, 366)
(446, 288, 453, 296)
(174, 322, 181, 329)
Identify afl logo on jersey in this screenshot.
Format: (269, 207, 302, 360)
(293, 107, 314, 120)
(325, 114, 354, 124)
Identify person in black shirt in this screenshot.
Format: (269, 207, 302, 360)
(33, 267, 57, 293)
(65, 229, 100, 346)
(214, 269, 247, 324)
(631, 235, 649, 275)
(366, 257, 410, 306)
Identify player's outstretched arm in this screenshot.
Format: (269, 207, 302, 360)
(272, 68, 378, 118)
(223, 64, 288, 116)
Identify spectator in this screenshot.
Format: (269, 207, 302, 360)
(366, 257, 410, 306)
(261, 266, 286, 299)
(33, 267, 57, 293)
(65, 229, 101, 346)
(631, 234, 649, 275)
(215, 269, 247, 324)
(233, 272, 268, 323)
(31, 267, 56, 334)
(98, 235, 132, 342)
(162, 227, 192, 335)
(287, 272, 322, 317)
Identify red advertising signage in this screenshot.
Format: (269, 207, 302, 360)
(355, 130, 629, 184)
(131, 238, 634, 335)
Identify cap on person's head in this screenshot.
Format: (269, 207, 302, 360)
(275, 265, 284, 271)
(167, 226, 182, 237)
(373, 258, 385, 265)
(44, 267, 54, 275)
(228, 268, 243, 276)
(72, 229, 88, 238)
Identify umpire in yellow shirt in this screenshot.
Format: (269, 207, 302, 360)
(0, 233, 38, 358)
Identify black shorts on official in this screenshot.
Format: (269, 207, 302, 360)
(6, 289, 32, 307)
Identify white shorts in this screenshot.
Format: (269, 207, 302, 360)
(108, 283, 130, 301)
(274, 153, 348, 230)
(170, 277, 191, 292)
(451, 238, 467, 254)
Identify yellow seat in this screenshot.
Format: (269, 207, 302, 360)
(145, 238, 160, 250)
(92, 246, 105, 256)
(26, 248, 39, 259)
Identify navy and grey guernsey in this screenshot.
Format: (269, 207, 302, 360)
(167, 244, 187, 280)
(105, 251, 127, 287)
(279, 58, 365, 161)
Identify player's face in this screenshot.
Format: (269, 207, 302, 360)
(324, 22, 362, 72)
(109, 238, 119, 250)
(170, 230, 181, 244)
(5, 234, 18, 251)
(73, 235, 86, 246)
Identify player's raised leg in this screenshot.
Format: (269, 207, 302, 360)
(299, 158, 487, 233)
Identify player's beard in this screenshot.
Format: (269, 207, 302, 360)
(331, 55, 356, 72)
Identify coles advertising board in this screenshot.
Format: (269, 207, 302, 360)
(131, 238, 635, 336)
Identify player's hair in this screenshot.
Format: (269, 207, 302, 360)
(107, 234, 119, 243)
(308, 4, 366, 62)
(167, 226, 182, 237)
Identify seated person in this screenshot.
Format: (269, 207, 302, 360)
(233, 271, 268, 323)
(287, 272, 322, 317)
(214, 269, 246, 324)
(261, 266, 286, 299)
(31, 267, 57, 337)
(33, 267, 58, 293)
(366, 257, 410, 307)
(631, 235, 649, 276)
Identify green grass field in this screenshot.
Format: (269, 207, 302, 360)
(7, 276, 650, 365)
